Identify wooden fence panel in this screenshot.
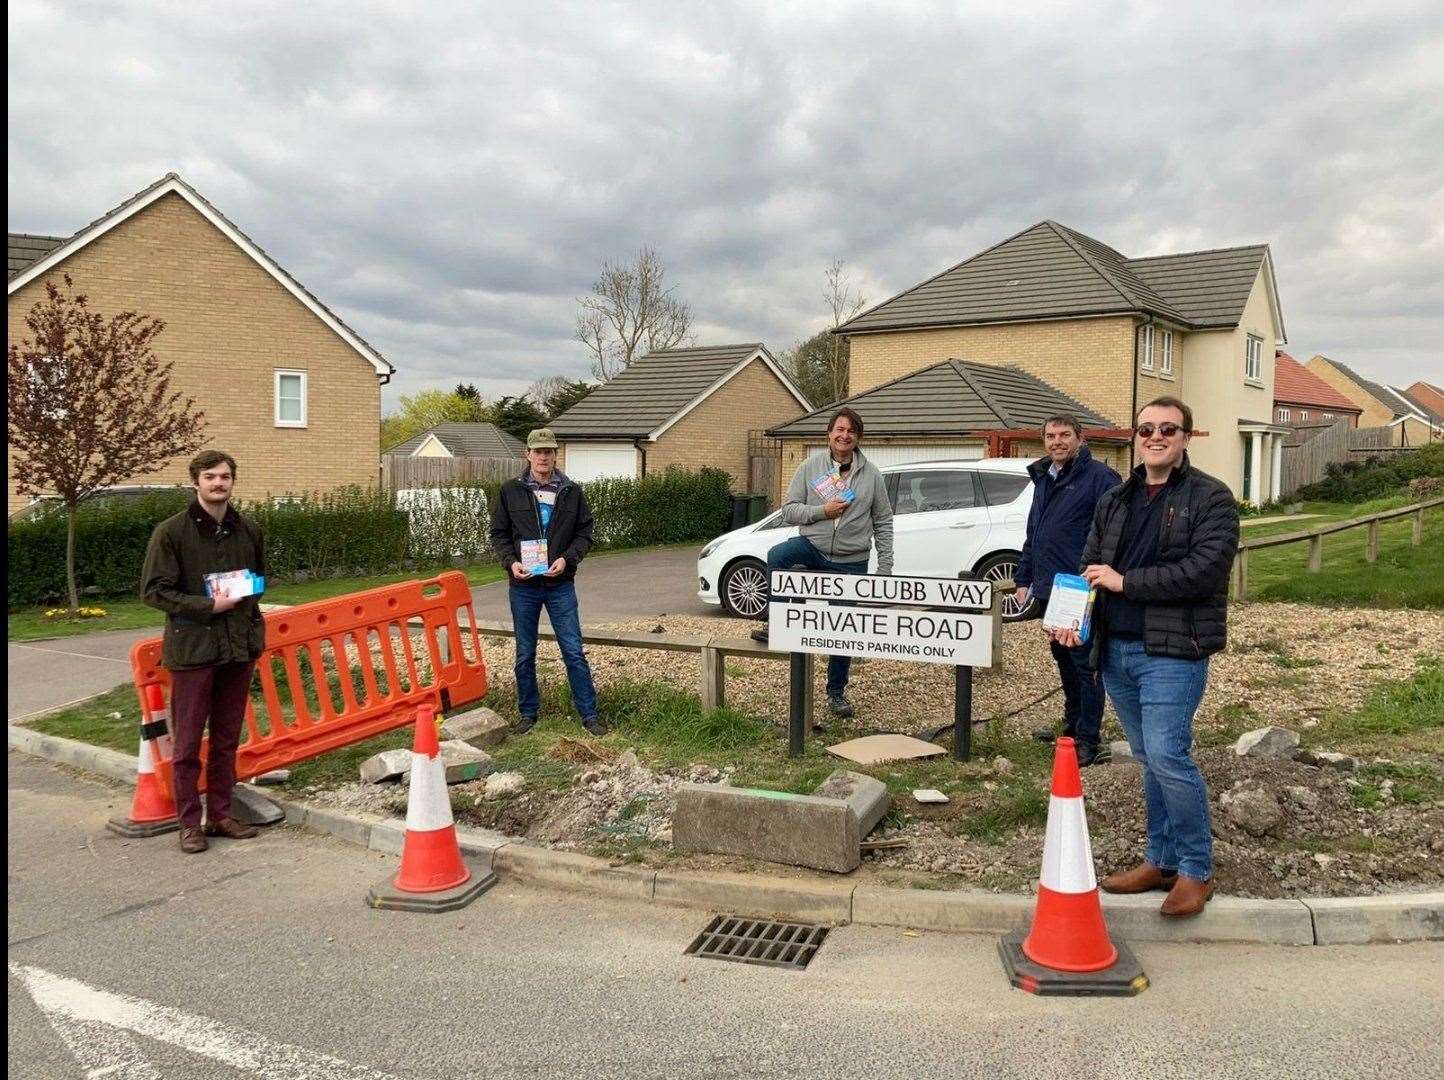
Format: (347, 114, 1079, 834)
(380, 455, 523, 491)
(1279, 424, 1397, 497)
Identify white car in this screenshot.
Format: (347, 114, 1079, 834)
(698, 458, 1041, 622)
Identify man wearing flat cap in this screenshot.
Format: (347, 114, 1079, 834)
(488, 428, 604, 736)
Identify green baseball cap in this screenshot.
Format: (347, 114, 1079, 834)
(526, 427, 559, 450)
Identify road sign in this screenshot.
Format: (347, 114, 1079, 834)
(769, 570, 992, 611)
(769, 600, 993, 667)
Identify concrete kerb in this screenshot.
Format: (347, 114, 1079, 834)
(10, 723, 1442, 947)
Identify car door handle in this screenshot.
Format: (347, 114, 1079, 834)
(949, 522, 976, 529)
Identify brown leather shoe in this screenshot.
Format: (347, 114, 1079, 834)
(204, 817, 259, 840)
(1100, 862, 1177, 894)
(1160, 875, 1215, 917)
(179, 826, 209, 854)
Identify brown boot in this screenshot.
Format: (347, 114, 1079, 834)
(179, 826, 209, 854)
(1160, 875, 1215, 917)
(204, 817, 259, 840)
(1100, 861, 1177, 894)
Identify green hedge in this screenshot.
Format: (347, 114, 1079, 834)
(7, 467, 733, 608)
(1295, 442, 1444, 503)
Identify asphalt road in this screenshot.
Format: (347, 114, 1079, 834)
(7, 630, 154, 722)
(469, 543, 724, 623)
(9, 753, 1443, 1080)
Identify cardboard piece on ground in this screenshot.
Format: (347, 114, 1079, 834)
(825, 734, 946, 765)
(912, 788, 950, 804)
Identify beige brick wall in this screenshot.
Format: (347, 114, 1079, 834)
(846, 316, 1137, 425)
(8, 192, 383, 515)
(1305, 359, 1398, 429)
(646, 358, 806, 489)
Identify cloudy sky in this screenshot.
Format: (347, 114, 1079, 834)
(9, 1, 1443, 410)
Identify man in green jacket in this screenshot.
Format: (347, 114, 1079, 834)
(140, 450, 266, 854)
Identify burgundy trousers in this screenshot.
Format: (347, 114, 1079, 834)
(169, 661, 254, 828)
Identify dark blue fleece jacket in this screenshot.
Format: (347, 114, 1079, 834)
(1013, 444, 1121, 601)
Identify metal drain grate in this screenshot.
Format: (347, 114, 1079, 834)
(685, 915, 828, 970)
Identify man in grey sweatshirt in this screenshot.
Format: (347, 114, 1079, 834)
(752, 407, 894, 720)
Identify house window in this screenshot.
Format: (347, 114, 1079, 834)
(1300, 410, 1309, 421)
(1277, 407, 1290, 422)
(275, 370, 307, 427)
(1160, 329, 1173, 375)
(1245, 335, 1263, 381)
(1323, 413, 1334, 420)
(1138, 325, 1154, 371)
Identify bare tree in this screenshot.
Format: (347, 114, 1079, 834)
(575, 246, 693, 380)
(7, 275, 207, 610)
(823, 259, 867, 403)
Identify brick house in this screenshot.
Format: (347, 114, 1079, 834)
(1306, 356, 1443, 446)
(7, 173, 393, 515)
(1272, 350, 1363, 428)
(835, 220, 1290, 501)
(548, 343, 810, 487)
(1403, 380, 1444, 417)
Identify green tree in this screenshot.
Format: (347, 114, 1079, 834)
(528, 376, 595, 421)
(488, 395, 549, 443)
(380, 388, 480, 450)
(781, 329, 845, 410)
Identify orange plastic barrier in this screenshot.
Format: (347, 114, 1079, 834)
(130, 570, 488, 793)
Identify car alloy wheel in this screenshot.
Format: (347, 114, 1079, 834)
(721, 559, 768, 619)
(974, 553, 1036, 622)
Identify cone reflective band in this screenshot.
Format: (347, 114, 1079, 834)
(1021, 737, 1118, 973)
(392, 704, 471, 893)
(142, 683, 175, 763)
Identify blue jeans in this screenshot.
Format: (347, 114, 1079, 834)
(766, 536, 868, 699)
(1049, 636, 1104, 748)
(1101, 638, 1213, 880)
(508, 581, 598, 721)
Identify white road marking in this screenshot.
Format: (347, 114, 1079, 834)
(11, 642, 134, 663)
(10, 963, 404, 1079)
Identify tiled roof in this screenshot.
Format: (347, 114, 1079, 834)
(838, 220, 1270, 334)
(766, 358, 1108, 438)
(8, 233, 67, 279)
(1273, 351, 1362, 412)
(1317, 356, 1438, 422)
(8, 173, 393, 377)
(385, 422, 526, 457)
(550, 344, 769, 438)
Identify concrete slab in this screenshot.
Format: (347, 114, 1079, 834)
(359, 748, 412, 785)
(814, 769, 891, 837)
(230, 784, 285, 825)
(440, 706, 510, 749)
(653, 869, 854, 924)
(1304, 893, 1444, 944)
(672, 783, 862, 873)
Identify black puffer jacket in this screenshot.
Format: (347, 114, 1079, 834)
(1082, 455, 1239, 663)
(487, 473, 594, 588)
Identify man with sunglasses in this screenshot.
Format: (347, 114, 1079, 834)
(1053, 396, 1238, 918)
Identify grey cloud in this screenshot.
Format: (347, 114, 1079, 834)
(8, 0, 1442, 410)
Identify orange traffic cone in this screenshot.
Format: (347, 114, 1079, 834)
(998, 737, 1148, 996)
(366, 703, 497, 912)
(106, 685, 180, 838)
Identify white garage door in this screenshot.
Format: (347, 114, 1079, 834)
(563, 442, 638, 482)
(863, 443, 985, 468)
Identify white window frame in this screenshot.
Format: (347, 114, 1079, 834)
(1138, 325, 1154, 371)
(1300, 410, 1309, 421)
(1277, 407, 1290, 422)
(274, 369, 308, 428)
(1323, 413, 1334, 420)
(1245, 335, 1263, 382)
(1159, 329, 1173, 376)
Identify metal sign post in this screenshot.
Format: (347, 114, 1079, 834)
(769, 570, 995, 760)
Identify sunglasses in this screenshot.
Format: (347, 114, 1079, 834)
(1135, 423, 1187, 439)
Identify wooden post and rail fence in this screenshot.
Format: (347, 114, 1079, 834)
(1231, 496, 1442, 599)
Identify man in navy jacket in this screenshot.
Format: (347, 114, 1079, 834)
(1013, 415, 1121, 766)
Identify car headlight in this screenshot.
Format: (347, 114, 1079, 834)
(699, 540, 721, 559)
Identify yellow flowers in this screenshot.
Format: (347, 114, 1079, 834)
(43, 606, 108, 620)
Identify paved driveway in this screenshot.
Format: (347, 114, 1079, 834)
(470, 543, 730, 624)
